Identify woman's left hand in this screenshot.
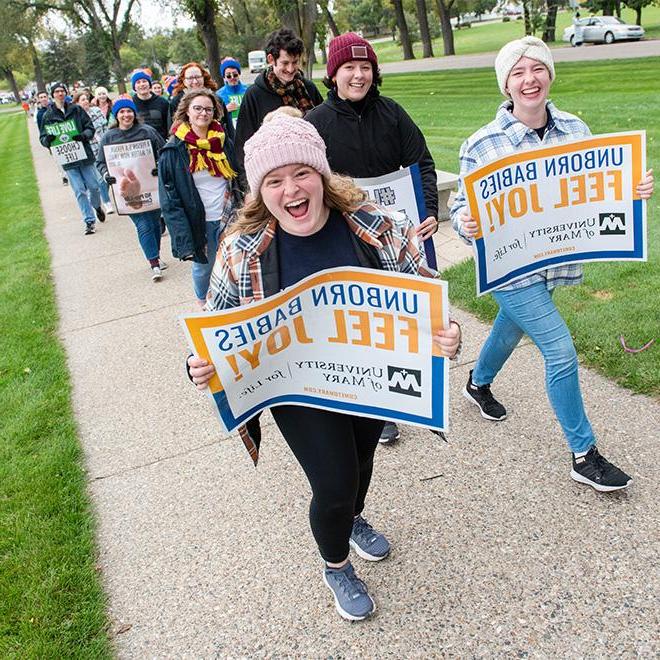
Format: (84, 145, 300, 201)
(433, 320, 461, 359)
(637, 168, 654, 199)
(417, 216, 439, 241)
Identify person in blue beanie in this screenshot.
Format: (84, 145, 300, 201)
(217, 58, 249, 129)
(131, 69, 171, 140)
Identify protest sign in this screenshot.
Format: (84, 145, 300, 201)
(181, 267, 449, 434)
(355, 164, 438, 270)
(103, 139, 160, 214)
(46, 120, 87, 165)
(463, 131, 646, 295)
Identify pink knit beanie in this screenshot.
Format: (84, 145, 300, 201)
(244, 111, 331, 193)
(326, 32, 378, 79)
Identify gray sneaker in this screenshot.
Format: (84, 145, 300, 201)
(323, 561, 375, 621)
(379, 421, 400, 444)
(350, 515, 390, 561)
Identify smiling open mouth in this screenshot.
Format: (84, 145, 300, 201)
(285, 199, 309, 218)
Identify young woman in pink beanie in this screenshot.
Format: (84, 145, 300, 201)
(451, 37, 654, 492)
(188, 108, 462, 621)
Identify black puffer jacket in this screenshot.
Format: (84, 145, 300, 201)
(158, 135, 239, 263)
(234, 71, 323, 172)
(305, 88, 438, 218)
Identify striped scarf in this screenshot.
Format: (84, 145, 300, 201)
(175, 120, 236, 179)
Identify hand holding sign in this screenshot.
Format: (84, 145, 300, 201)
(188, 356, 215, 390)
(118, 168, 144, 210)
(636, 169, 654, 199)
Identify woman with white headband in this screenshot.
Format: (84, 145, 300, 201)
(451, 37, 654, 492)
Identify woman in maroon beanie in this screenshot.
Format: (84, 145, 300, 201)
(306, 32, 440, 445)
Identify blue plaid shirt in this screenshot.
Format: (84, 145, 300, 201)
(451, 101, 591, 290)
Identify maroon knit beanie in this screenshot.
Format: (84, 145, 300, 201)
(326, 32, 378, 79)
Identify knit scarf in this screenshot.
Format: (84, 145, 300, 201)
(175, 120, 236, 179)
(264, 67, 315, 114)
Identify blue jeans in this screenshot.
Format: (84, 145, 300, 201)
(67, 164, 101, 224)
(95, 169, 111, 205)
(129, 210, 162, 261)
(472, 282, 595, 453)
(192, 220, 222, 302)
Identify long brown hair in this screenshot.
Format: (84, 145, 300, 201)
(230, 173, 367, 236)
(172, 88, 223, 127)
(172, 62, 218, 97)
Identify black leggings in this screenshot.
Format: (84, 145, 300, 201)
(271, 405, 384, 563)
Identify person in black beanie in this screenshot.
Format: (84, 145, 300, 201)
(39, 81, 105, 234)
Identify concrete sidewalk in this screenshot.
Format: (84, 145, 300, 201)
(29, 121, 659, 657)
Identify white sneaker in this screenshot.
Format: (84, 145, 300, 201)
(151, 266, 162, 281)
(103, 202, 115, 214)
(158, 259, 168, 270)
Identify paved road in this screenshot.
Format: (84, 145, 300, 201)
(28, 119, 660, 657)
(243, 39, 660, 83)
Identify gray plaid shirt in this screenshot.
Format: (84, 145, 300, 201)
(451, 100, 591, 291)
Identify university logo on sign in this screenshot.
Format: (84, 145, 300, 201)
(387, 366, 422, 397)
(598, 213, 626, 235)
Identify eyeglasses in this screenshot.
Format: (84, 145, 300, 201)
(185, 75, 203, 81)
(191, 105, 214, 114)
(225, 73, 239, 79)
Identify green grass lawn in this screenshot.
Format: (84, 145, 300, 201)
(0, 114, 112, 656)
(368, 6, 660, 63)
(379, 57, 660, 395)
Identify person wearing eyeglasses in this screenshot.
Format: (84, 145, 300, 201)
(217, 58, 248, 129)
(169, 62, 234, 142)
(159, 89, 240, 307)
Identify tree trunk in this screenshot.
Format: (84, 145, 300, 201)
(602, 0, 614, 16)
(300, 0, 317, 79)
(434, 0, 455, 56)
(322, 3, 340, 38)
(615, 0, 622, 19)
(415, 0, 434, 58)
(391, 0, 415, 59)
(542, 0, 559, 42)
(111, 51, 126, 94)
(2, 67, 21, 103)
(29, 41, 46, 92)
(523, 0, 532, 35)
(635, 6, 642, 25)
(194, 0, 221, 83)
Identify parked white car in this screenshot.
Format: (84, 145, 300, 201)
(563, 16, 644, 46)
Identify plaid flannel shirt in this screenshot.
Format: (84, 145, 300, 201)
(451, 100, 591, 291)
(207, 202, 436, 464)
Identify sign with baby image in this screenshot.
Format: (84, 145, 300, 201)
(463, 131, 647, 295)
(103, 139, 160, 215)
(181, 267, 450, 435)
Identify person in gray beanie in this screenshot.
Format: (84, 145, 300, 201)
(450, 36, 654, 492)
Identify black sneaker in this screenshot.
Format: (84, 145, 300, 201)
(463, 370, 507, 421)
(379, 421, 400, 444)
(571, 447, 632, 492)
(84, 222, 96, 235)
(62, 177, 68, 186)
(95, 207, 106, 223)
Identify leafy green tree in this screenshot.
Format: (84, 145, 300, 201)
(622, 0, 653, 24)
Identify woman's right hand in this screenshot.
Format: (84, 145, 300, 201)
(188, 356, 216, 390)
(459, 212, 479, 238)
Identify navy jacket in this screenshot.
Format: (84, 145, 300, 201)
(158, 135, 239, 263)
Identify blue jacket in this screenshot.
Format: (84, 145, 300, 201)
(158, 135, 239, 263)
